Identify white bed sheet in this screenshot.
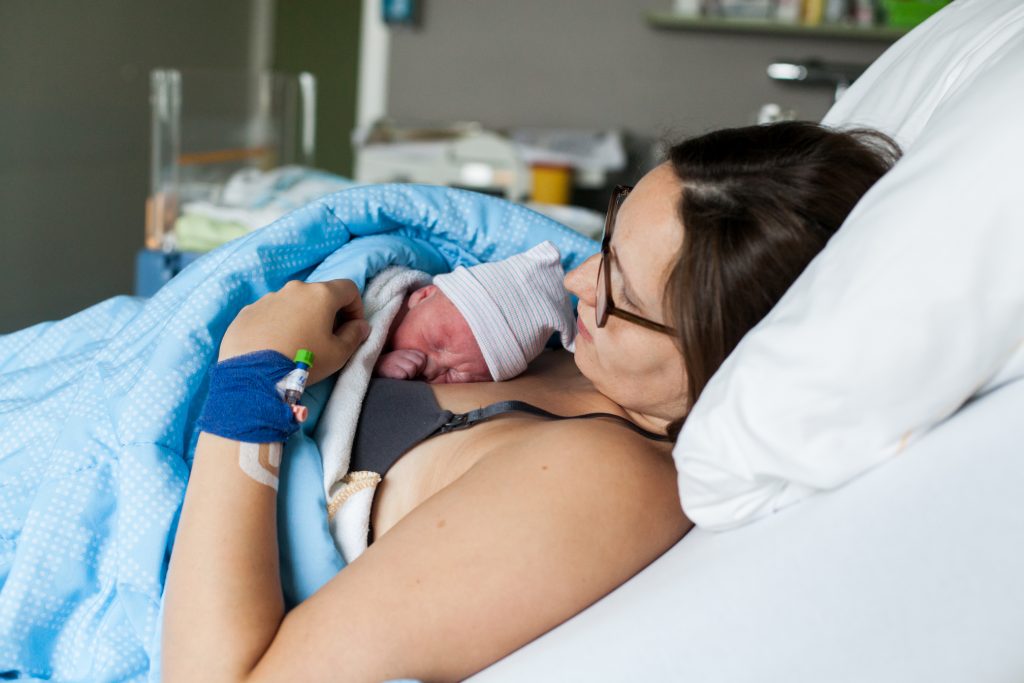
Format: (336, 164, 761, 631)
(473, 376, 1024, 682)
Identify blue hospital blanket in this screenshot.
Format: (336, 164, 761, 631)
(0, 184, 597, 682)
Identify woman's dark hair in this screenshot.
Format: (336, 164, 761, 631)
(664, 121, 900, 436)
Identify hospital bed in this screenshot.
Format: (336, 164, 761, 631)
(473, 1, 1024, 680)
(2, 1, 1020, 680)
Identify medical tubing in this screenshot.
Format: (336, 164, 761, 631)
(196, 350, 302, 443)
(281, 349, 314, 405)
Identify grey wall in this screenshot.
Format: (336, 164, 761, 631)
(0, 0, 268, 333)
(387, 1, 891, 146)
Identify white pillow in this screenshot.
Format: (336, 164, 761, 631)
(822, 0, 1024, 149)
(674, 0, 1024, 531)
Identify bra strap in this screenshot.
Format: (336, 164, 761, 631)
(438, 400, 674, 443)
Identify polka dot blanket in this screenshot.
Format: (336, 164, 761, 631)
(0, 184, 597, 682)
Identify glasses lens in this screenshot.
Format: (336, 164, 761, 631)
(596, 252, 609, 328)
(602, 189, 623, 246)
(596, 185, 631, 330)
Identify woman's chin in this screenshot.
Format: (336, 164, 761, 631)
(570, 341, 598, 381)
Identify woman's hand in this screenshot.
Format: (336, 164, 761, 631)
(219, 279, 370, 385)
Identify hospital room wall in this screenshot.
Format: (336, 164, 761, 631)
(273, 1, 362, 176)
(386, 0, 891, 152)
(0, 0, 272, 334)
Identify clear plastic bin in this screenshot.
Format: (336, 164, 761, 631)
(146, 69, 316, 251)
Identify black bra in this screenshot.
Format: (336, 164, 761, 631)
(349, 378, 672, 479)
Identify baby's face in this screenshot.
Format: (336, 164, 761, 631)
(386, 285, 491, 384)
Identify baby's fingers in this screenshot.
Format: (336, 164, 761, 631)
(394, 349, 427, 377)
(377, 354, 412, 379)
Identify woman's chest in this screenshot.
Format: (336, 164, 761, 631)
(366, 351, 620, 541)
(368, 416, 536, 540)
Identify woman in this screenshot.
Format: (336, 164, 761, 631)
(163, 121, 899, 682)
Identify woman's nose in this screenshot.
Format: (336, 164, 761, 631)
(564, 254, 600, 306)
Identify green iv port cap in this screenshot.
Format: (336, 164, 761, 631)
(294, 349, 314, 366)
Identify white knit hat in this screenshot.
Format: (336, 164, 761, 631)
(433, 241, 576, 381)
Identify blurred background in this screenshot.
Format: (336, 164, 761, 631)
(0, 0, 945, 332)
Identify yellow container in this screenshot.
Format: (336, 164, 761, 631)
(530, 163, 573, 205)
(802, 0, 825, 25)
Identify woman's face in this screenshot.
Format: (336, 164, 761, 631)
(564, 162, 688, 424)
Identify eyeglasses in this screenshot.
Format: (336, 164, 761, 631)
(596, 185, 676, 336)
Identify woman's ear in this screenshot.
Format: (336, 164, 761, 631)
(407, 284, 439, 309)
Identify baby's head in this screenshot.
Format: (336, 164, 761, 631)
(379, 284, 491, 384)
(376, 241, 576, 384)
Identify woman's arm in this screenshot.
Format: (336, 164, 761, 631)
(169, 423, 688, 679)
(246, 421, 690, 683)
(166, 415, 689, 683)
(163, 279, 368, 682)
(162, 434, 286, 681)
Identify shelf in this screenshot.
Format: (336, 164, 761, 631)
(646, 12, 910, 42)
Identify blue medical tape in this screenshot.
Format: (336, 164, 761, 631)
(197, 350, 300, 444)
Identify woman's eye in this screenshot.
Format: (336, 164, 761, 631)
(616, 282, 639, 310)
(610, 269, 636, 309)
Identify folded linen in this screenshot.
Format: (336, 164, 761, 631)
(173, 166, 358, 251)
(173, 213, 250, 252)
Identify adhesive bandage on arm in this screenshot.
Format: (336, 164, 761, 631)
(238, 442, 284, 490)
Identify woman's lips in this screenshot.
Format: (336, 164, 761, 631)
(576, 315, 593, 343)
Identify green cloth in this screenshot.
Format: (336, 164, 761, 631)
(173, 213, 251, 252)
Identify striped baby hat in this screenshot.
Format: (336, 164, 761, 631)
(433, 241, 576, 381)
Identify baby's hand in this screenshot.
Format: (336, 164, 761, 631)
(374, 349, 428, 380)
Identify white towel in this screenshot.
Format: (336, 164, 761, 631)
(314, 266, 432, 563)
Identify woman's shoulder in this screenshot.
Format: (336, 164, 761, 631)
(532, 416, 673, 456)
(506, 417, 681, 502)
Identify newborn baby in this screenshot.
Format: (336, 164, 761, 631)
(374, 241, 576, 384)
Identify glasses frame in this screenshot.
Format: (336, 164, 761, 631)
(596, 185, 677, 336)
